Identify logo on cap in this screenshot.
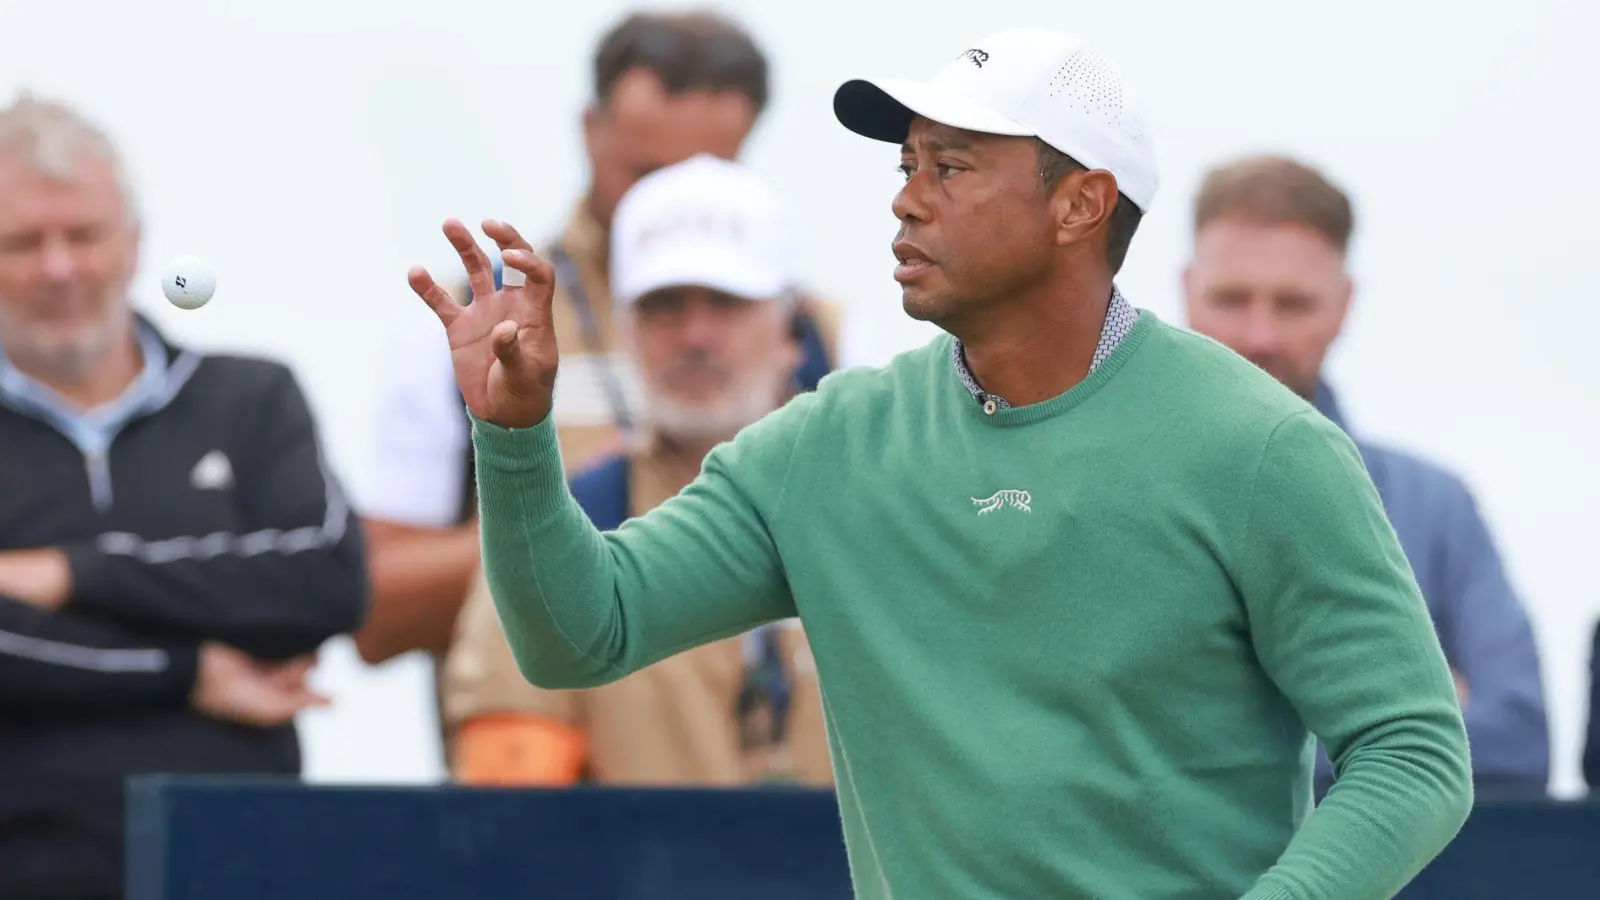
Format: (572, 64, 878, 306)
(958, 48, 989, 68)
(634, 212, 748, 253)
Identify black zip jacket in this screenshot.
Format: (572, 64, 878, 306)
(0, 321, 367, 899)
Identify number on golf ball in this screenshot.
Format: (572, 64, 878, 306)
(161, 256, 216, 309)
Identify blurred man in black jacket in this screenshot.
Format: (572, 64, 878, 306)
(0, 92, 367, 900)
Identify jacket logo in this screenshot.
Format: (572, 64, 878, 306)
(959, 48, 989, 68)
(972, 489, 1031, 515)
(191, 450, 234, 491)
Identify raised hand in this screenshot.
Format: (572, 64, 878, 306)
(408, 218, 559, 429)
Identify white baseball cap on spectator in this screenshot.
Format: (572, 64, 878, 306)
(610, 153, 794, 308)
(832, 27, 1158, 212)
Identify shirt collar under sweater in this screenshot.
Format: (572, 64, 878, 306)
(951, 286, 1139, 412)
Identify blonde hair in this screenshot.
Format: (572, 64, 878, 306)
(0, 91, 138, 222)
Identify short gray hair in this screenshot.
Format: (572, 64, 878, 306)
(0, 91, 138, 222)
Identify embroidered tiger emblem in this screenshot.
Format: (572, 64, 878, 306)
(972, 490, 1032, 515)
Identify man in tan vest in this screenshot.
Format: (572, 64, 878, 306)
(442, 155, 832, 786)
(350, 11, 844, 755)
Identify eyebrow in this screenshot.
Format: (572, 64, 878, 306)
(900, 132, 976, 155)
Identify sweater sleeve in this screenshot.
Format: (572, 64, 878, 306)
(470, 394, 813, 691)
(1234, 410, 1472, 900)
(0, 595, 198, 712)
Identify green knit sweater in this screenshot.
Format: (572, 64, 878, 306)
(471, 310, 1471, 899)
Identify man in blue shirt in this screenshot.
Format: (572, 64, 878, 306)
(1182, 154, 1549, 797)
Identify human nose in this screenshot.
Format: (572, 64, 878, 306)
(891, 170, 932, 225)
(37, 234, 77, 284)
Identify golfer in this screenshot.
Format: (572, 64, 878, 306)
(408, 27, 1471, 900)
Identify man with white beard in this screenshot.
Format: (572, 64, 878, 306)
(0, 93, 366, 900)
(441, 154, 832, 787)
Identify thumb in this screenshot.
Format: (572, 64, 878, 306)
(491, 320, 524, 370)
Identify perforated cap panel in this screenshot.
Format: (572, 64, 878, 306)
(1047, 49, 1143, 142)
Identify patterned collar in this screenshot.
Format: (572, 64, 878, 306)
(952, 286, 1139, 411)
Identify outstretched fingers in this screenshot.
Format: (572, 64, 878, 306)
(443, 218, 499, 300)
(483, 218, 532, 252)
(484, 219, 553, 290)
(408, 266, 462, 326)
(501, 248, 553, 287)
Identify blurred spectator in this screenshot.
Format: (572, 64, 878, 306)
(1182, 154, 1549, 798)
(442, 155, 832, 788)
(0, 93, 366, 899)
(352, 10, 844, 750)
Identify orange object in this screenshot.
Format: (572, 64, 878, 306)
(453, 713, 587, 785)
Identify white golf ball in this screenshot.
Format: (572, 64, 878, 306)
(161, 256, 217, 310)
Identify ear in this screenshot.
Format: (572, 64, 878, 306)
(582, 103, 601, 154)
(1180, 262, 1198, 309)
(122, 218, 143, 284)
(1330, 270, 1354, 335)
(709, 91, 759, 154)
(1052, 169, 1119, 250)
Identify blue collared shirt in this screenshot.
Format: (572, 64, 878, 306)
(1313, 380, 1550, 793)
(0, 321, 190, 511)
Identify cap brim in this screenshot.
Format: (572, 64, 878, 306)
(833, 77, 1035, 144)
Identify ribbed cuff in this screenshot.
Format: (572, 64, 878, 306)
(469, 414, 561, 470)
(469, 414, 571, 522)
(1237, 881, 1298, 900)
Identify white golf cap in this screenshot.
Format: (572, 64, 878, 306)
(833, 27, 1158, 212)
(610, 153, 793, 308)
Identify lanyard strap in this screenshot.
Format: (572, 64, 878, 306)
(548, 244, 635, 435)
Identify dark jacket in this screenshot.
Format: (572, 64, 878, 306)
(0, 319, 367, 899)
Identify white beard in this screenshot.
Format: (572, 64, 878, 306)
(645, 375, 789, 443)
(0, 299, 131, 385)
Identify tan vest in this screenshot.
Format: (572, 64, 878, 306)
(442, 436, 834, 786)
(435, 205, 842, 781)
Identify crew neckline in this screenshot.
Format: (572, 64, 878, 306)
(948, 309, 1157, 427)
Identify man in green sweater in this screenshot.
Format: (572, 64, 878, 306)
(405, 26, 1472, 900)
